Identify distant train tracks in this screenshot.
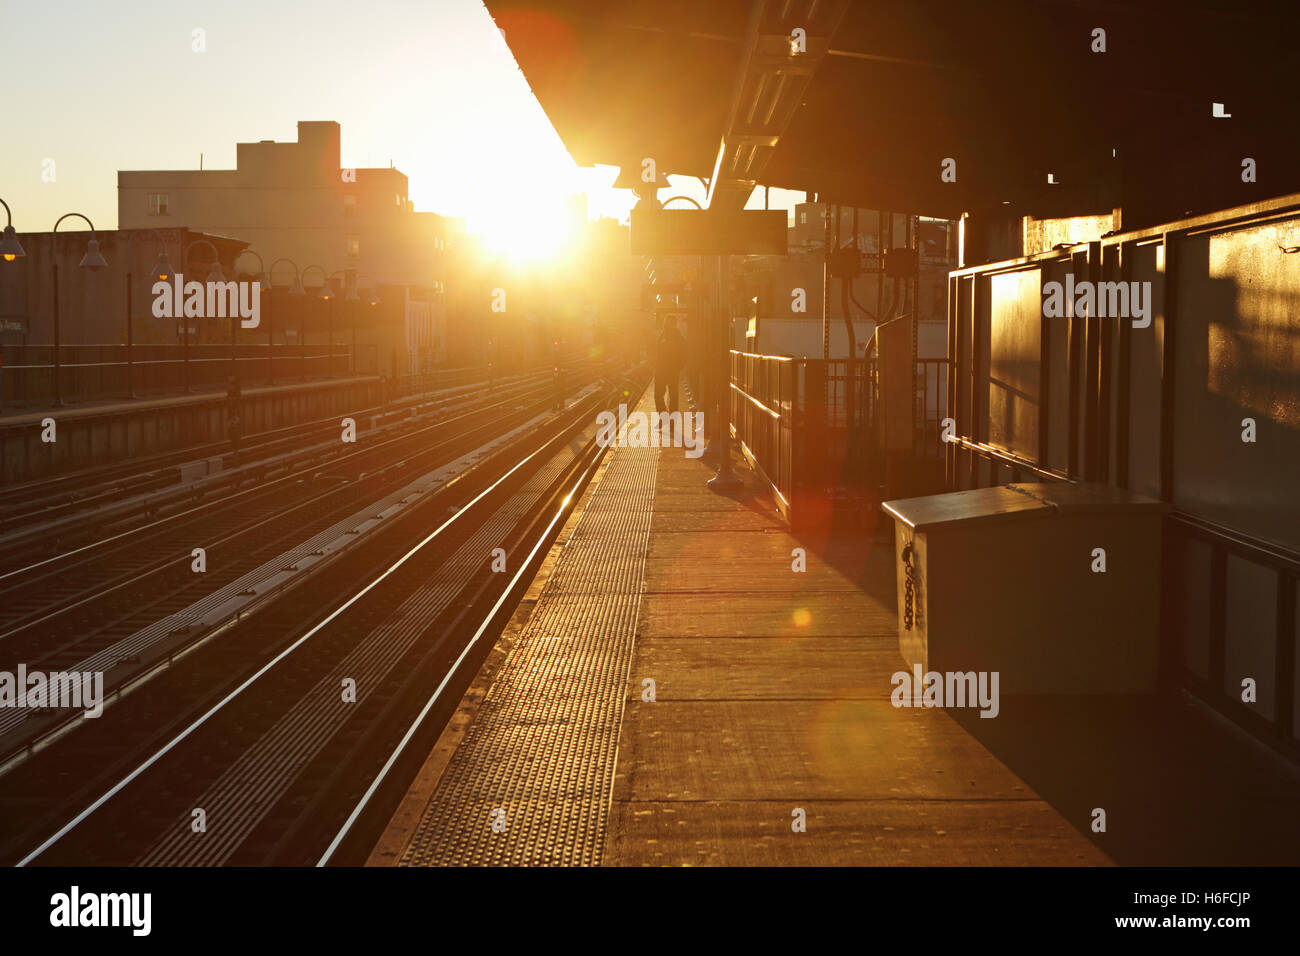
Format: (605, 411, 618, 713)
(0, 362, 537, 526)
(0, 362, 611, 769)
(0, 359, 589, 556)
(0, 366, 645, 866)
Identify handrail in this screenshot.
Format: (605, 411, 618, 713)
(729, 348, 794, 362)
(948, 191, 1300, 278)
(945, 435, 1072, 484)
(1168, 512, 1300, 576)
(729, 380, 781, 419)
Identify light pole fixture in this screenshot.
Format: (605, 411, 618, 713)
(0, 199, 22, 412)
(232, 249, 270, 382)
(351, 276, 380, 376)
(181, 238, 226, 392)
(302, 264, 327, 379)
(0, 199, 25, 261)
(51, 212, 108, 406)
(613, 160, 671, 211)
(266, 257, 304, 385)
(123, 228, 174, 398)
(323, 270, 353, 378)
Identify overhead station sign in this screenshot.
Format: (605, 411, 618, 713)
(630, 209, 788, 257)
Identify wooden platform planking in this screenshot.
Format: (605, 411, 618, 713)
(604, 449, 1110, 866)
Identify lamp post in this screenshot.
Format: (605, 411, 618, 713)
(267, 258, 305, 384)
(124, 230, 174, 398)
(232, 250, 270, 383)
(181, 239, 226, 393)
(0, 199, 26, 412)
(350, 275, 379, 377)
(323, 270, 349, 379)
(302, 264, 327, 380)
(51, 213, 109, 406)
(0, 199, 25, 262)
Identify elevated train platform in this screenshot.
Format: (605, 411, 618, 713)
(371, 392, 1197, 867)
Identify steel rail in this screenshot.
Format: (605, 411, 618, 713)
(0, 370, 583, 595)
(15, 398, 599, 867)
(316, 436, 605, 865)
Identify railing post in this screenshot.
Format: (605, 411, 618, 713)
(709, 255, 741, 491)
(125, 272, 136, 399)
(52, 261, 62, 405)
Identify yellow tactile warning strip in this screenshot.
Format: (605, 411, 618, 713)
(395, 395, 658, 866)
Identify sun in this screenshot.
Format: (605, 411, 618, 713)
(469, 194, 579, 267)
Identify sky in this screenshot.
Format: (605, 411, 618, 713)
(0, 0, 804, 251)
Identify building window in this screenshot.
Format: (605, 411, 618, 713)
(799, 211, 807, 225)
(147, 193, 169, 216)
(347, 235, 360, 258)
(932, 284, 947, 318)
(343, 196, 356, 219)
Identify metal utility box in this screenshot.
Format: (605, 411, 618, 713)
(881, 483, 1167, 694)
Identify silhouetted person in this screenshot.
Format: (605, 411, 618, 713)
(655, 314, 686, 413)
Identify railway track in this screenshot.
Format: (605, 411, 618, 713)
(0, 359, 589, 565)
(0, 362, 612, 770)
(0, 368, 644, 866)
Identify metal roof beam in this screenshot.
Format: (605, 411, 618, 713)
(705, 0, 849, 210)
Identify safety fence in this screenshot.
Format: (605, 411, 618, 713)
(729, 348, 948, 530)
(0, 343, 377, 407)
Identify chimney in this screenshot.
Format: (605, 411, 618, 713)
(297, 121, 342, 182)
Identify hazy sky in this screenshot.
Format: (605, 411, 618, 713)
(0, 0, 802, 245)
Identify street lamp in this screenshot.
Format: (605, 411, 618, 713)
(302, 264, 327, 380)
(0, 199, 24, 412)
(323, 269, 349, 379)
(612, 160, 671, 210)
(267, 257, 304, 384)
(123, 229, 174, 398)
(232, 249, 270, 382)
(180, 238, 225, 393)
(51, 213, 109, 406)
(0, 199, 25, 261)
(351, 276, 380, 376)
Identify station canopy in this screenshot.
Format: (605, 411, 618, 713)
(485, 0, 1300, 228)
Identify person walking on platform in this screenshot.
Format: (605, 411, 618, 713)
(654, 313, 686, 414)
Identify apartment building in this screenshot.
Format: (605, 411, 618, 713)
(118, 121, 448, 375)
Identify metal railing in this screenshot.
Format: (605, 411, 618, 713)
(0, 343, 378, 406)
(914, 357, 950, 459)
(729, 349, 946, 528)
(729, 351, 796, 517)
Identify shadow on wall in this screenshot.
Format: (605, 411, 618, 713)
(1173, 232, 1300, 554)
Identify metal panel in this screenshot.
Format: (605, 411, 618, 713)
(1042, 259, 1073, 475)
(944, 195, 1300, 757)
(986, 269, 1041, 462)
(1127, 242, 1165, 499)
(1172, 536, 1215, 680)
(1173, 220, 1300, 552)
(1224, 556, 1278, 721)
(1291, 585, 1300, 739)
